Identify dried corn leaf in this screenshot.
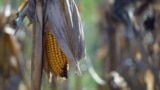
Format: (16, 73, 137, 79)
(45, 0, 85, 76)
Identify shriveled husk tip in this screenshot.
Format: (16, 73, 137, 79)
(75, 62, 82, 76)
(47, 72, 66, 83)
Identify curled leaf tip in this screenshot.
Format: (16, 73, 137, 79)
(75, 63, 82, 76)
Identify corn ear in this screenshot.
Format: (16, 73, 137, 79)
(46, 31, 68, 78)
(45, 0, 85, 76)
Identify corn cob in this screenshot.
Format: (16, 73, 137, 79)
(45, 31, 68, 78)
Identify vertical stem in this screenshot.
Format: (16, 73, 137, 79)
(31, 0, 43, 90)
(107, 26, 119, 72)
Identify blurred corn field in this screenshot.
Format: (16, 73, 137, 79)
(0, 0, 160, 90)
